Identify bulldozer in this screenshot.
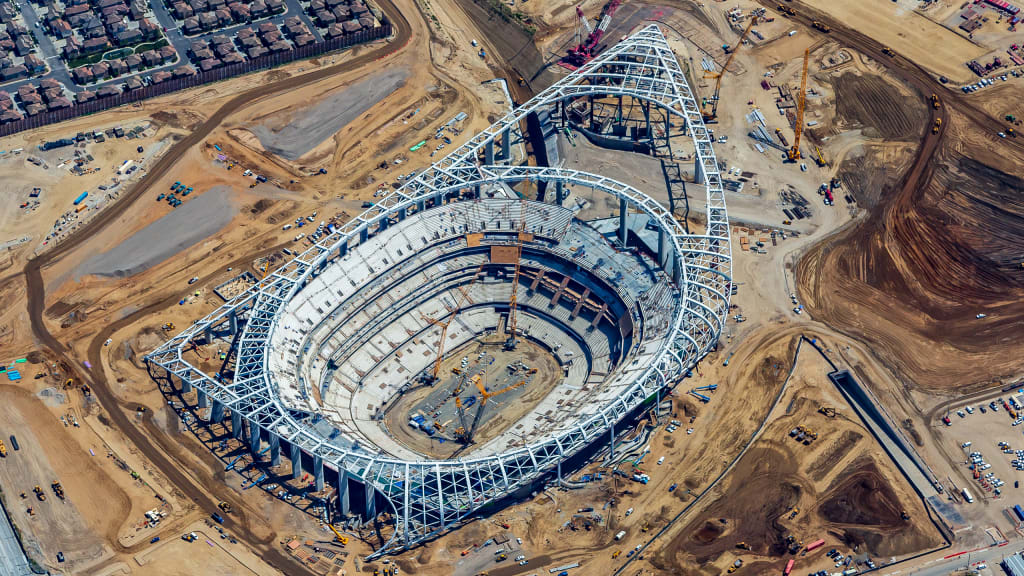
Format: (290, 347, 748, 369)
(788, 507, 799, 519)
(817, 406, 836, 418)
(736, 542, 751, 551)
(162, 322, 175, 332)
(217, 501, 232, 513)
(881, 47, 896, 57)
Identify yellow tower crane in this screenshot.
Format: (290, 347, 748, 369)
(504, 194, 529, 350)
(702, 16, 757, 123)
(787, 48, 809, 162)
(422, 262, 486, 384)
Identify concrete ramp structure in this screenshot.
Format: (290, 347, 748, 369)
(145, 25, 731, 557)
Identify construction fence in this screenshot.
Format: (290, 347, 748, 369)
(0, 23, 393, 138)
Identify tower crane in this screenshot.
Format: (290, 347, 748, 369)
(458, 379, 527, 444)
(504, 196, 528, 350)
(702, 16, 757, 123)
(787, 48, 809, 162)
(422, 263, 486, 384)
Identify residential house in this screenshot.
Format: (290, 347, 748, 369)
(246, 45, 266, 59)
(97, 85, 120, 97)
(72, 66, 94, 83)
(268, 39, 289, 51)
(115, 28, 142, 45)
(0, 109, 24, 122)
(151, 69, 171, 83)
(82, 36, 110, 54)
(221, 51, 243, 64)
(159, 45, 176, 62)
(139, 18, 159, 38)
(24, 53, 45, 73)
(124, 53, 142, 69)
(90, 60, 110, 78)
(48, 97, 73, 110)
(294, 33, 314, 47)
(123, 75, 143, 89)
(76, 90, 97, 103)
(24, 102, 46, 115)
(198, 57, 219, 71)
(0, 64, 27, 80)
(107, 57, 126, 75)
(140, 49, 160, 66)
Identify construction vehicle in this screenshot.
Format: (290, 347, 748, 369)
(774, 128, 789, 147)
(0, 439, 6, 457)
(930, 94, 941, 109)
(818, 406, 836, 418)
(1008, 127, 1017, 138)
(788, 507, 799, 519)
(459, 379, 527, 444)
(814, 146, 826, 167)
(736, 542, 751, 551)
(182, 532, 197, 542)
(162, 322, 175, 332)
(612, 550, 621, 558)
(562, 0, 623, 68)
(901, 510, 910, 520)
(702, 16, 757, 123)
(932, 118, 942, 134)
(217, 501, 232, 513)
(422, 263, 485, 384)
(811, 21, 831, 32)
(26, 507, 35, 517)
(51, 481, 65, 500)
(776, 4, 795, 16)
(328, 524, 349, 545)
(728, 559, 743, 573)
(33, 486, 46, 501)
(881, 47, 896, 57)
(786, 48, 809, 162)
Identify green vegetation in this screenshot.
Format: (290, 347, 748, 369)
(133, 38, 169, 54)
(480, 0, 535, 36)
(67, 51, 105, 69)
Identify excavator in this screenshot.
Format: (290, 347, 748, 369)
(327, 523, 349, 545)
(702, 16, 757, 123)
(786, 48, 809, 162)
(422, 263, 485, 384)
(818, 406, 836, 418)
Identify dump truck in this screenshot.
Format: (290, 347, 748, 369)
(33, 486, 46, 501)
(933, 118, 942, 134)
(777, 4, 796, 16)
(812, 21, 831, 32)
(0, 439, 6, 457)
(52, 481, 65, 500)
(881, 47, 896, 57)
(930, 94, 940, 109)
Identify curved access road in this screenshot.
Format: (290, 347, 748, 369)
(22, 1, 413, 572)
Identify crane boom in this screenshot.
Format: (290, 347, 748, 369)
(505, 197, 528, 350)
(788, 48, 809, 161)
(425, 262, 486, 382)
(702, 17, 757, 122)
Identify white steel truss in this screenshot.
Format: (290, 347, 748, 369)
(145, 25, 731, 557)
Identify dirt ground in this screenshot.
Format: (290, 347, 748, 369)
(0, 0, 1019, 573)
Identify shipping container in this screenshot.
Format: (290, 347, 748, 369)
(784, 559, 795, 575)
(73, 191, 88, 205)
(805, 539, 825, 552)
(1014, 504, 1024, 521)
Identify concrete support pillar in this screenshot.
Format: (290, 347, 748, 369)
(657, 227, 667, 267)
(203, 325, 213, 344)
(359, 228, 368, 243)
(197, 389, 209, 409)
(211, 399, 224, 424)
(609, 423, 615, 460)
(557, 460, 562, 484)
(181, 377, 193, 395)
(501, 127, 511, 161)
(555, 181, 564, 205)
(338, 470, 350, 516)
(485, 140, 494, 165)
(434, 192, 443, 208)
(364, 482, 375, 521)
(672, 255, 682, 285)
(338, 241, 347, 259)
(291, 444, 303, 480)
(269, 434, 281, 467)
(474, 184, 481, 198)
(398, 207, 407, 221)
(231, 411, 242, 439)
(665, 115, 673, 159)
(229, 311, 239, 336)
(248, 419, 260, 455)
(416, 199, 425, 212)
(313, 456, 325, 492)
(618, 198, 628, 246)
(378, 217, 388, 232)
(694, 155, 704, 184)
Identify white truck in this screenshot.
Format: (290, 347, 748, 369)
(615, 531, 626, 541)
(962, 487, 974, 503)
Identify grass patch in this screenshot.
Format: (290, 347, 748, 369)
(67, 52, 105, 68)
(133, 38, 169, 54)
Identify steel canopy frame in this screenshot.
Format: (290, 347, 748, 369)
(144, 25, 731, 557)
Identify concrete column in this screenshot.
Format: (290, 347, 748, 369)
(398, 207, 407, 221)
(501, 127, 511, 161)
(609, 423, 615, 460)
(338, 241, 347, 258)
(203, 325, 213, 344)
(416, 199, 425, 212)
(364, 482, 375, 521)
(269, 434, 281, 467)
(228, 311, 239, 336)
(555, 181, 564, 205)
(657, 227, 667, 267)
(248, 419, 261, 455)
(672, 255, 682, 285)
(694, 155, 704, 184)
(197, 389, 209, 409)
(378, 217, 388, 232)
(338, 470, 350, 516)
(665, 115, 673, 158)
(291, 444, 303, 480)
(618, 198, 628, 246)
(359, 228, 368, 243)
(313, 456, 325, 492)
(211, 399, 224, 423)
(485, 140, 494, 165)
(557, 460, 562, 484)
(434, 192, 443, 207)
(231, 411, 242, 439)
(181, 377, 193, 395)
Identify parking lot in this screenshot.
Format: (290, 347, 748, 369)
(941, 394, 1024, 504)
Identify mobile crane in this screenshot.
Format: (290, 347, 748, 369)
(702, 16, 757, 123)
(422, 263, 485, 384)
(460, 379, 527, 443)
(786, 48, 809, 162)
(504, 196, 528, 351)
(327, 523, 349, 545)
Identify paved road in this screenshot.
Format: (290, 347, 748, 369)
(890, 541, 1022, 576)
(0, 0, 325, 110)
(0, 497, 33, 576)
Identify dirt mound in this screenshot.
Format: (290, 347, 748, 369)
(832, 73, 927, 140)
(664, 445, 806, 564)
(818, 460, 904, 526)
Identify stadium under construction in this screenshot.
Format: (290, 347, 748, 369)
(144, 25, 731, 557)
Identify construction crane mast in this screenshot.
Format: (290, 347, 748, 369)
(787, 48, 809, 162)
(459, 379, 527, 444)
(702, 16, 757, 123)
(504, 197, 528, 350)
(423, 263, 485, 384)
